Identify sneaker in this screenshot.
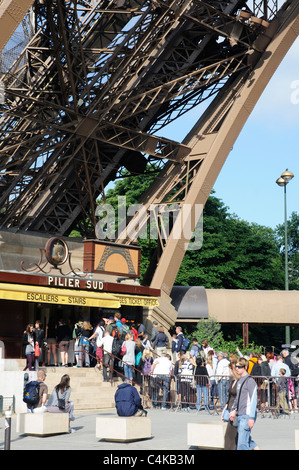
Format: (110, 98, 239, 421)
(161, 407, 167, 410)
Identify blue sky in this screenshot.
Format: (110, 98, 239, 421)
(161, 37, 299, 230)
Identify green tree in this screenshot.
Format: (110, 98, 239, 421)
(176, 195, 284, 290)
(98, 173, 284, 290)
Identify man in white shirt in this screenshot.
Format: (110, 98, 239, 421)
(271, 354, 291, 379)
(216, 351, 230, 407)
(151, 354, 173, 409)
(97, 331, 114, 382)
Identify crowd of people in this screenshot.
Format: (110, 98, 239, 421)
(22, 315, 299, 449)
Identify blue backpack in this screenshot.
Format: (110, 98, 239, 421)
(181, 337, 191, 351)
(23, 380, 40, 410)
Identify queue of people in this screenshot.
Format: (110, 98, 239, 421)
(22, 315, 299, 451)
(22, 318, 299, 427)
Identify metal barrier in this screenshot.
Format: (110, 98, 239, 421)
(0, 395, 15, 415)
(140, 374, 299, 416)
(68, 340, 299, 418)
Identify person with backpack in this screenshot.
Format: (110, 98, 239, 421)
(23, 370, 48, 413)
(89, 319, 105, 369)
(106, 313, 122, 335)
(139, 349, 154, 408)
(77, 321, 93, 368)
(26, 370, 49, 413)
(175, 326, 188, 356)
(190, 338, 204, 359)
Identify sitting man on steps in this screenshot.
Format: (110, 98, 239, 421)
(115, 380, 147, 417)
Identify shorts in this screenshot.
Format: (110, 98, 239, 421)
(59, 341, 69, 353)
(47, 338, 56, 345)
(96, 347, 103, 361)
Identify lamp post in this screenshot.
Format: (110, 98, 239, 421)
(276, 169, 294, 345)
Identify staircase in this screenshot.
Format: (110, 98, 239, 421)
(10, 359, 139, 412)
(43, 366, 120, 411)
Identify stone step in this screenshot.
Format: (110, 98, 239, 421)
(14, 362, 138, 411)
(41, 366, 122, 410)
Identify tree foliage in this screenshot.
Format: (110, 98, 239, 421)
(184, 318, 261, 355)
(98, 171, 285, 291)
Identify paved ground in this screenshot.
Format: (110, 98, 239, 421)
(0, 407, 298, 452)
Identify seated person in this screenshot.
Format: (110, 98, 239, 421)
(115, 380, 147, 417)
(24, 370, 48, 413)
(33, 370, 48, 413)
(47, 374, 75, 430)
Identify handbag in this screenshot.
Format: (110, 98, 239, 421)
(233, 376, 250, 428)
(222, 407, 229, 422)
(56, 391, 65, 410)
(34, 342, 40, 357)
(121, 343, 126, 356)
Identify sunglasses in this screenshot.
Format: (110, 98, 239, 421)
(235, 365, 244, 369)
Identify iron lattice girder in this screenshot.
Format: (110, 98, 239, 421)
(118, 1, 299, 293)
(162, 0, 265, 49)
(0, 0, 276, 235)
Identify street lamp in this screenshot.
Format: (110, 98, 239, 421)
(276, 169, 294, 344)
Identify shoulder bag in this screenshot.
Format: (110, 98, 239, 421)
(56, 390, 66, 410)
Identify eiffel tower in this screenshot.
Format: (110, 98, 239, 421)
(1, 0, 299, 319)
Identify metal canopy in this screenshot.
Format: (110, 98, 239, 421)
(171, 285, 208, 320)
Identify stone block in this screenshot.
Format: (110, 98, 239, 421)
(295, 430, 299, 450)
(96, 416, 151, 442)
(16, 412, 69, 436)
(187, 422, 226, 449)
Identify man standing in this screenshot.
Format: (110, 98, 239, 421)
(175, 326, 185, 355)
(229, 358, 259, 450)
(281, 348, 296, 374)
(150, 320, 159, 345)
(151, 353, 173, 409)
(97, 331, 114, 382)
(271, 354, 291, 378)
(136, 321, 146, 339)
(190, 338, 204, 359)
(215, 351, 230, 407)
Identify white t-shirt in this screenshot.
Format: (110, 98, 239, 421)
(95, 326, 105, 347)
(152, 357, 173, 376)
(98, 335, 114, 354)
